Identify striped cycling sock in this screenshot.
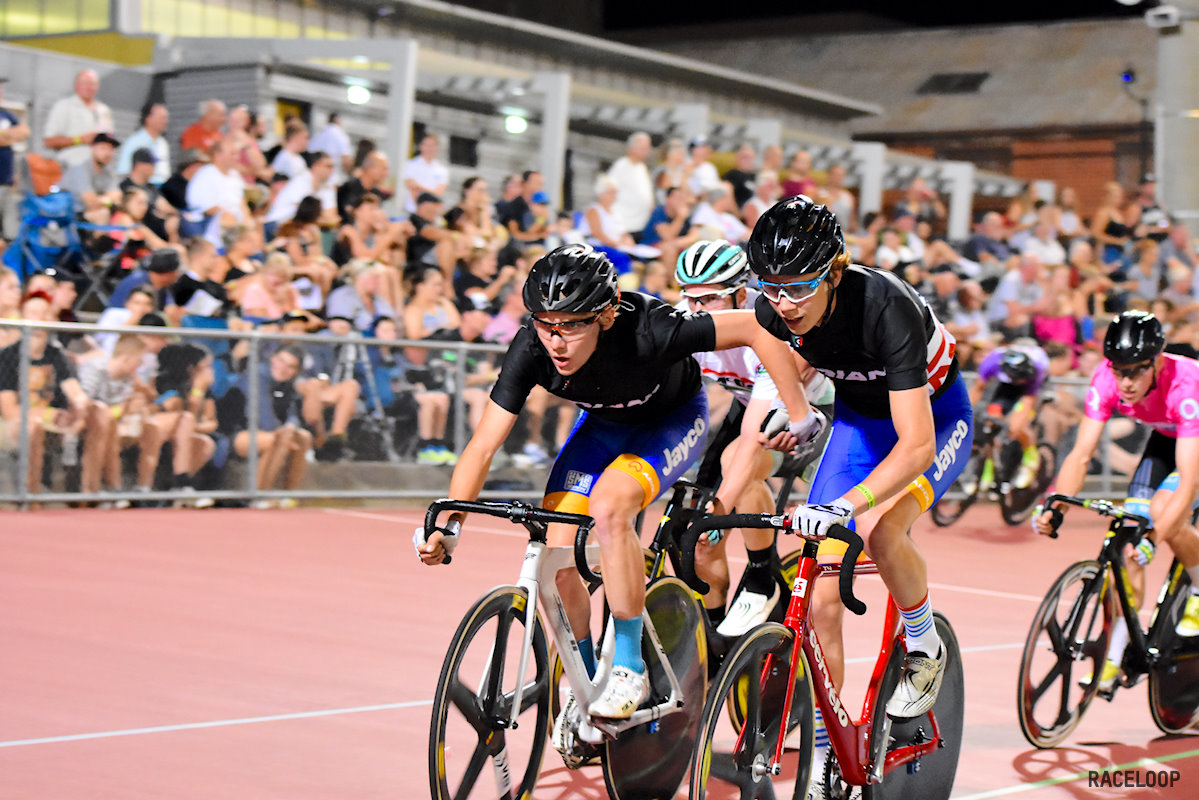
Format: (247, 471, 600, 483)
(811, 706, 829, 786)
(899, 594, 941, 656)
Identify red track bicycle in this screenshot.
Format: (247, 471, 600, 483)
(680, 513, 965, 799)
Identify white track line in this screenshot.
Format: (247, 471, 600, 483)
(0, 700, 433, 749)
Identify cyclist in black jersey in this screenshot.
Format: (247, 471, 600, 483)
(747, 197, 973, 795)
(415, 244, 821, 730)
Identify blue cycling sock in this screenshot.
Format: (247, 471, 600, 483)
(612, 616, 645, 673)
(577, 636, 596, 679)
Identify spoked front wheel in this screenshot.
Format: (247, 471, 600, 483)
(691, 622, 814, 800)
(860, 612, 964, 800)
(1000, 442, 1057, 526)
(1017, 560, 1113, 748)
(429, 586, 550, 800)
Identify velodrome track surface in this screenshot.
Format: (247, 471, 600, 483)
(2, 504, 1197, 798)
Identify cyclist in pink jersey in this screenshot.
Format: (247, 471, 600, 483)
(1034, 311, 1199, 690)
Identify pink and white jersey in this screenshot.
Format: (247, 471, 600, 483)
(1084, 353, 1199, 438)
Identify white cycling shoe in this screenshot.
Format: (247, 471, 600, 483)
(589, 666, 650, 720)
(886, 646, 948, 718)
(717, 584, 780, 638)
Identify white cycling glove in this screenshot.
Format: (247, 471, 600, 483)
(413, 519, 461, 559)
(790, 497, 856, 540)
(761, 407, 829, 456)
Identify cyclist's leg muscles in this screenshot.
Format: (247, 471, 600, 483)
(1007, 396, 1035, 450)
(1151, 469, 1199, 568)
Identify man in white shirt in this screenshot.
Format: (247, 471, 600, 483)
(186, 139, 248, 248)
(308, 112, 353, 185)
(607, 130, 655, 237)
(266, 152, 339, 228)
(116, 103, 171, 184)
(270, 121, 309, 179)
(42, 69, 115, 168)
(402, 133, 449, 213)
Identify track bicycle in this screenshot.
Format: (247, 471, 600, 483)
(680, 513, 965, 799)
(1017, 493, 1199, 748)
(932, 406, 1055, 527)
(424, 498, 708, 800)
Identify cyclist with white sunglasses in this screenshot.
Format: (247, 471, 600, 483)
(673, 238, 833, 636)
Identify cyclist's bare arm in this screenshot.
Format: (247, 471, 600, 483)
(714, 396, 772, 513)
(1033, 415, 1104, 536)
(418, 400, 518, 565)
(1154, 435, 1199, 538)
(842, 386, 936, 515)
(968, 376, 988, 407)
(709, 309, 811, 448)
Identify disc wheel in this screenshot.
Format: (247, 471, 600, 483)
(602, 577, 708, 799)
(1148, 564, 1199, 734)
(429, 586, 550, 800)
(861, 613, 964, 800)
(1000, 443, 1057, 526)
(1017, 560, 1113, 748)
(691, 622, 814, 800)
(930, 450, 984, 527)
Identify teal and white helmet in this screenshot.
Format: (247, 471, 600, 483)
(675, 239, 749, 288)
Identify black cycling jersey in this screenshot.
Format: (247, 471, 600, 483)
(490, 292, 716, 425)
(754, 265, 959, 419)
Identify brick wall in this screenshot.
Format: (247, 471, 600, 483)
(1010, 139, 1116, 223)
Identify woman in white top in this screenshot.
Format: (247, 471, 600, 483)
(581, 176, 634, 251)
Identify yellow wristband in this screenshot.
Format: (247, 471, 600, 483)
(111, 406, 122, 419)
(854, 483, 876, 510)
(190, 388, 204, 397)
(73, 135, 82, 146)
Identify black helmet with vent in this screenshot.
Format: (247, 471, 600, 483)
(523, 244, 619, 314)
(746, 195, 844, 278)
(1103, 310, 1165, 365)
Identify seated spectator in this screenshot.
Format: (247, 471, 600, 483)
(986, 253, 1047, 341)
(331, 192, 407, 268)
(1055, 186, 1084, 240)
(454, 246, 517, 312)
(107, 248, 185, 320)
(640, 185, 700, 268)
(154, 342, 220, 503)
(78, 334, 150, 499)
(107, 187, 169, 263)
(118, 148, 178, 242)
(892, 177, 946, 230)
(171, 237, 228, 319)
(270, 196, 337, 307)
(239, 252, 300, 322)
(185, 138, 248, 247)
(653, 139, 692, 203)
(180, 99, 226, 155)
(338, 150, 390, 225)
(424, 299, 500, 433)
(780, 149, 816, 200)
(638, 259, 680, 303)
(326, 260, 398, 332)
(947, 280, 992, 370)
(685, 137, 721, 199)
(1122, 238, 1163, 306)
(723, 143, 758, 208)
(446, 176, 508, 256)
(890, 209, 926, 265)
(502, 171, 549, 248)
(963, 211, 1013, 267)
(1032, 264, 1088, 357)
(816, 163, 857, 232)
(742, 169, 781, 231)
(270, 121, 310, 182)
(159, 148, 210, 214)
(925, 263, 963, 323)
(606, 137, 654, 237)
(403, 190, 450, 269)
(482, 284, 526, 345)
(230, 344, 312, 505)
(402, 132, 449, 213)
(266, 151, 339, 234)
(59, 132, 122, 224)
(213, 224, 263, 308)
(0, 266, 21, 348)
(579, 176, 635, 273)
(95, 286, 156, 354)
(294, 316, 361, 462)
(1161, 263, 1199, 326)
(690, 182, 748, 245)
(226, 104, 271, 185)
(0, 291, 91, 495)
(403, 264, 460, 341)
(873, 227, 918, 274)
(1020, 204, 1066, 266)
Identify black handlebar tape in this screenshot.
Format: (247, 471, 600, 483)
(574, 521, 600, 584)
(827, 524, 867, 616)
(680, 513, 779, 594)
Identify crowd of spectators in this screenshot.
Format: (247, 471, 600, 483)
(1, 70, 1198, 504)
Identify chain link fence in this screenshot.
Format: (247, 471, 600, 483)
(0, 318, 1137, 508)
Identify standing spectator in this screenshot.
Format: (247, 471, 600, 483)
(266, 151, 339, 231)
(402, 132, 449, 213)
(606, 132, 655, 237)
(116, 103, 170, 183)
(180, 100, 227, 155)
(741, 169, 781, 231)
(723, 143, 758, 208)
(58, 133, 121, 224)
(308, 112, 353, 185)
(42, 69, 114, 168)
(269, 120, 309, 180)
(0, 79, 31, 240)
(185, 138, 248, 248)
(685, 137, 721, 198)
(1090, 181, 1132, 266)
(780, 149, 816, 200)
(337, 150, 389, 224)
(1055, 186, 1084, 239)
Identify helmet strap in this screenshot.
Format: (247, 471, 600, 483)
(816, 272, 838, 328)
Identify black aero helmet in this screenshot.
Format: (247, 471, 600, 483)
(1000, 349, 1037, 383)
(523, 244, 619, 314)
(1103, 310, 1165, 365)
(746, 195, 844, 278)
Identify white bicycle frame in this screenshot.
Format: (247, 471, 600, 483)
(493, 539, 690, 741)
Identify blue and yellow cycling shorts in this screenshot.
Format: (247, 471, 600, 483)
(543, 392, 709, 515)
(809, 377, 974, 557)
